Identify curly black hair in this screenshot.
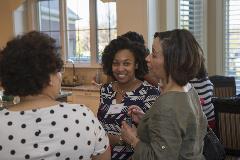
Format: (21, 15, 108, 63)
(120, 31, 145, 45)
(120, 31, 150, 55)
(0, 31, 63, 96)
(102, 36, 148, 81)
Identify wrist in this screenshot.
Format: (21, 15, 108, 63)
(131, 136, 139, 148)
(118, 136, 124, 145)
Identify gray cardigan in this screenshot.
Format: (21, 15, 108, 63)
(133, 87, 207, 160)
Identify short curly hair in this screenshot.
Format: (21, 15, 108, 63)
(0, 31, 63, 96)
(102, 36, 148, 81)
(120, 31, 145, 45)
(120, 31, 150, 55)
(154, 29, 203, 86)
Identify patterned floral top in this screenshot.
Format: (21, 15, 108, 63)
(97, 81, 160, 160)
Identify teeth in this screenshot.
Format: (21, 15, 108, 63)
(118, 75, 125, 78)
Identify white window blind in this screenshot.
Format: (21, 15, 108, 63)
(224, 0, 240, 94)
(178, 0, 204, 48)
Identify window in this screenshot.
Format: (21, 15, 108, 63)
(36, 0, 117, 66)
(224, 0, 240, 93)
(178, 0, 204, 48)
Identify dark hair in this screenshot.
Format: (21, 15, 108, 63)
(0, 31, 63, 96)
(154, 31, 172, 40)
(121, 31, 150, 55)
(102, 36, 148, 80)
(155, 29, 203, 86)
(120, 31, 145, 45)
(195, 56, 207, 79)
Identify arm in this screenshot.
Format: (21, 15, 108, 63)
(92, 146, 111, 160)
(142, 86, 160, 111)
(108, 134, 122, 145)
(133, 102, 188, 160)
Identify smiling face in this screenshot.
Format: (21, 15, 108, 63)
(146, 37, 166, 81)
(112, 49, 137, 84)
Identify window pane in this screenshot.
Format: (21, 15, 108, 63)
(179, 0, 203, 47)
(67, 30, 90, 63)
(66, 0, 90, 62)
(224, 0, 240, 93)
(38, 0, 60, 31)
(37, 0, 60, 46)
(97, 29, 117, 63)
(97, 0, 117, 63)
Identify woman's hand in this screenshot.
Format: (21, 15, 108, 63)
(121, 121, 139, 148)
(128, 105, 145, 124)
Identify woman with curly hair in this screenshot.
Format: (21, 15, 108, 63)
(0, 31, 110, 160)
(97, 36, 160, 160)
(120, 31, 159, 87)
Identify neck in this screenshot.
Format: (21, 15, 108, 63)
(21, 94, 55, 102)
(5, 93, 58, 111)
(117, 78, 139, 91)
(161, 77, 184, 93)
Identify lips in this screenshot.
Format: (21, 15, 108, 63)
(114, 74, 127, 81)
(117, 74, 126, 78)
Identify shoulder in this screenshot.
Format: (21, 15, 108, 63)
(101, 82, 113, 91)
(189, 77, 214, 93)
(153, 90, 194, 114)
(59, 103, 96, 118)
(189, 77, 213, 86)
(141, 81, 160, 94)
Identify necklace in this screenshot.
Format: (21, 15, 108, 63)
(115, 79, 140, 97)
(116, 85, 126, 97)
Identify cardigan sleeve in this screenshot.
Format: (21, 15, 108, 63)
(133, 100, 189, 160)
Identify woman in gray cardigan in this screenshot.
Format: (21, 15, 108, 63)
(121, 29, 208, 160)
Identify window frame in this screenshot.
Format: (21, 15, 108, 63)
(223, 0, 240, 93)
(177, 0, 208, 59)
(31, 0, 116, 68)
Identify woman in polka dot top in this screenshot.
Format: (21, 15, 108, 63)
(0, 31, 110, 160)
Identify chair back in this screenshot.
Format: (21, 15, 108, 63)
(209, 75, 236, 97)
(212, 97, 240, 157)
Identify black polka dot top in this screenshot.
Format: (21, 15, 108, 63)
(0, 103, 109, 160)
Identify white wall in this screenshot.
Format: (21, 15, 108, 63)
(0, 0, 25, 48)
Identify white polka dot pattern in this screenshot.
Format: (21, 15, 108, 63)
(0, 103, 109, 160)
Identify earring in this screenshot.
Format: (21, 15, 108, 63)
(135, 64, 138, 69)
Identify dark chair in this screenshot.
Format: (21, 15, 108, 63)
(212, 97, 240, 157)
(209, 75, 236, 97)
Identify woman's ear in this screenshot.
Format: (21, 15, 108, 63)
(49, 74, 54, 86)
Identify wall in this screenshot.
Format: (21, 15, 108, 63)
(0, 0, 25, 48)
(0, 0, 221, 77)
(207, 0, 217, 75)
(207, 0, 224, 76)
(117, 0, 148, 41)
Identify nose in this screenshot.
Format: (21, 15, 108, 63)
(117, 64, 125, 72)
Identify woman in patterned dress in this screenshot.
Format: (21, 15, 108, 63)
(97, 36, 160, 160)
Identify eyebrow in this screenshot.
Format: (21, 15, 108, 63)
(113, 59, 133, 62)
